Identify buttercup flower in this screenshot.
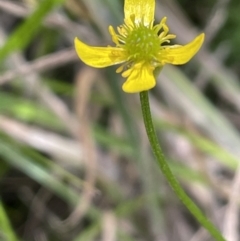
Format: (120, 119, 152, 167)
(74, 0, 204, 93)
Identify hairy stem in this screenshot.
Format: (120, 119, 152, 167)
(140, 91, 225, 241)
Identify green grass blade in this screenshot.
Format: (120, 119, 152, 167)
(0, 0, 64, 61)
(0, 140, 78, 206)
(0, 201, 19, 241)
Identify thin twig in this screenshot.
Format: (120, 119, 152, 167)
(0, 115, 83, 164)
(0, 48, 78, 85)
(223, 166, 240, 241)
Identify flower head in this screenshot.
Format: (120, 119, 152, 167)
(74, 0, 204, 93)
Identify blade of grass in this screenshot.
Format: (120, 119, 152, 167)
(0, 139, 78, 206)
(0, 0, 64, 61)
(155, 120, 239, 170)
(0, 201, 19, 241)
(161, 65, 240, 157)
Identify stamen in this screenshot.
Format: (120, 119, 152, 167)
(149, 19, 154, 29)
(109, 16, 176, 70)
(109, 26, 119, 45)
(130, 14, 136, 26)
(166, 34, 176, 39)
(122, 67, 133, 77)
(160, 17, 167, 25)
(116, 65, 124, 73)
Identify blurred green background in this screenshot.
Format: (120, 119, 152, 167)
(1, 0, 240, 240)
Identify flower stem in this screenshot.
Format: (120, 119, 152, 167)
(139, 91, 225, 241)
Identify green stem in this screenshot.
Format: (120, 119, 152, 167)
(140, 91, 225, 241)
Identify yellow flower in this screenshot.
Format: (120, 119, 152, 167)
(74, 0, 204, 93)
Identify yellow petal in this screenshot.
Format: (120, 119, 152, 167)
(122, 62, 155, 93)
(74, 38, 127, 68)
(159, 33, 205, 65)
(124, 0, 155, 26)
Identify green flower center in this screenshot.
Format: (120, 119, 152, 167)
(109, 17, 176, 66)
(124, 25, 160, 62)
